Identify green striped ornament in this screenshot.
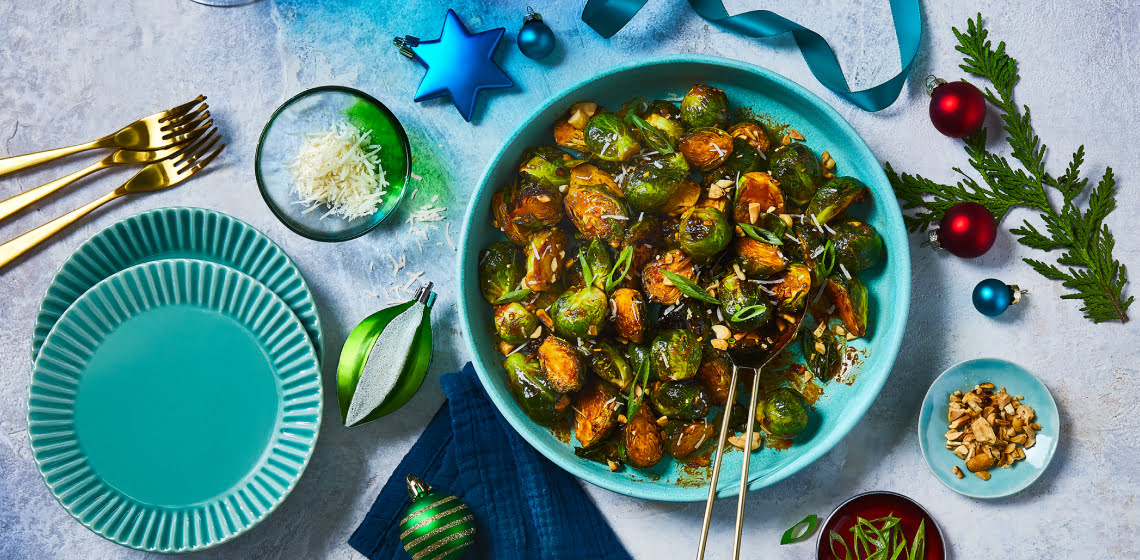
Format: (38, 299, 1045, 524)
(399, 475, 476, 560)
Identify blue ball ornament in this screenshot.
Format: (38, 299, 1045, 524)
(972, 278, 1025, 316)
(517, 7, 555, 59)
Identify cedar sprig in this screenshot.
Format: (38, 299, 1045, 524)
(886, 14, 1132, 323)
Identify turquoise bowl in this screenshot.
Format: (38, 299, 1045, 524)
(918, 358, 1059, 499)
(457, 55, 911, 501)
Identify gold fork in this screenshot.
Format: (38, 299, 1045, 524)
(0, 95, 209, 178)
(0, 140, 206, 223)
(0, 128, 224, 269)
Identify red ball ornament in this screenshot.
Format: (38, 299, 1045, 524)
(931, 202, 997, 258)
(927, 77, 986, 138)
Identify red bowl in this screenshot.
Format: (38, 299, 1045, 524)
(816, 491, 945, 560)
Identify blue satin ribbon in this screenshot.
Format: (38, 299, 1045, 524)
(581, 0, 921, 112)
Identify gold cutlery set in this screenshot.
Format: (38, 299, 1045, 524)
(0, 96, 224, 268)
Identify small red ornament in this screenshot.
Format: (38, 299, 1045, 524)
(931, 201, 997, 258)
(926, 76, 987, 138)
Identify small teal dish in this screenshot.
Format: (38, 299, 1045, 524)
(457, 55, 912, 501)
(255, 85, 411, 242)
(28, 259, 322, 552)
(918, 358, 1059, 499)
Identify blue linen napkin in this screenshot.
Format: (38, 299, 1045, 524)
(349, 363, 632, 560)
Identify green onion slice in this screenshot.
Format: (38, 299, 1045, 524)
(661, 270, 721, 305)
(780, 514, 819, 545)
(624, 113, 675, 154)
(493, 288, 532, 304)
(730, 304, 769, 322)
(606, 245, 635, 293)
(739, 223, 784, 246)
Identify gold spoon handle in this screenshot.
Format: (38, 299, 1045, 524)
(695, 365, 741, 560)
(0, 189, 120, 269)
(0, 159, 110, 223)
(0, 138, 108, 178)
(732, 370, 764, 559)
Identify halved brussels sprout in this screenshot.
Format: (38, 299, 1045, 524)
(734, 237, 788, 277)
(479, 242, 525, 303)
(806, 176, 870, 224)
(728, 120, 772, 154)
(611, 288, 646, 344)
(651, 380, 710, 420)
(769, 143, 823, 206)
(759, 387, 809, 439)
(523, 229, 568, 291)
(825, 273, 868, 337)
(680, 84, 729, 129)
(719, 273, 772, 332)
(696, 348, 732, 406)
(574, 379, 622, 448)
(831, 219, 883, 272)
(641, 249, 695, 305)
(584, 112, 641, 162)
(622, 153, 690, 211)
(733, 171, 784, 226)
(802, 325, 845, 381)
(569, 163, 622, 198)
(657, 301, 713, 344)
(679, 127, 734, 171)
(551, 286, 608, 338)
(676, 206, 731, 261)
(663, 420, 715, 459)
(553, 119, 588, 151)
(772, 263, 813, 311)
(518, 146, 580, 186)
(492, 191, 530, 245)
(538, 336, 585, 392)
(494, 302, 540, 344)
(721, 136, 764, 174)
(567, 240, 612, 290)
(582, 340, 634, 391)
(564, 185, 628, 247)
(645, 111, 685, 146)
(624, 402, 664, 468)
(659, 178, 702, 217)
(509, 177, 563, 231)
(503, 352, 570, 427)
(651, 329, 702, 381)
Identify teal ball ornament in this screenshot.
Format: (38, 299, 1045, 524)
(973, 278, 1024, 316)
(517, 7, 555, 60)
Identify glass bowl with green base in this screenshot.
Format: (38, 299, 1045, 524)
(256, 85, 411, 242)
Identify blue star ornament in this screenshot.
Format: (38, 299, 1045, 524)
(406, 10, 513, 122)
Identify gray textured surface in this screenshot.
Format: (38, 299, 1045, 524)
(1, 1, 1138, 558)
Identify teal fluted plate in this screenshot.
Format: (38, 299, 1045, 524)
(28, 259, 322, 552)
(918, 358, 1059, 499)
(31, 207, 323, 365)
(457, 55, 911, 501)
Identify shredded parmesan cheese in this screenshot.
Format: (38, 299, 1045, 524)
(286, 122, 387, 220)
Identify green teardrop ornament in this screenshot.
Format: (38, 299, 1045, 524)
(337, 283, 436, 426)
(399, 475, 477, 560)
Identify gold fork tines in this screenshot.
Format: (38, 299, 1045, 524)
(0, 95, 208, 178)
(0, 128, 224, 270)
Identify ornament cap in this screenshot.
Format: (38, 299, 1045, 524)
(928, 228, 943, 251)
(925, 75, 947, 96)
(524, 6, 542, 23)
(1010, 285, 1026, 305)
(406, 474, 432, 498)
(415, 282, 437, 307)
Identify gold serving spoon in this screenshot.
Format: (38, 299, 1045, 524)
(0, 95, 209, 178)
(0, 128, 223, 270)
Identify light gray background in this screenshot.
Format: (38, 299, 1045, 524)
(1, 1, 1137, 558)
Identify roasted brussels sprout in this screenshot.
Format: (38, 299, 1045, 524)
(830, 219, 883, 272)
(680, 84, 729, 129)
(479, 242, 525, 303)
(696, 348, 732, 406)
(518, 146, 580, 186)
(659, 178, 702, 217)
(679, 127, 734, 171)
(624, 402, 664, 468)
(651, 380, 710, 420)
(643, 102, 686, 145)
(523, 229, 568, 291)
(826, 273, 869, 337)
(769, 143, 823, 206)
(657, 301, 713, 343)
(626, 343, 656, 381)
(734, 237, 788, 277)
(772, 263, 812, 311)
(802, 326, 845, 381)
(611, 288, 647, 343)
(641, 250, 695, 305)
(619, 215, 663, 290)
(574, 379, 622, 448)
(538, 336, 585, 393)
(721, 137, 764, 175)
(492, 191, 530, 245)
(508, 177, 563, 231)
(652, 329, 702, 381)
(503, 353, 570, 427)
(663, 420, 715, 459)
(584, 112, 641, 162)
(728, 120, 772, 154)
(551, 287, 608, 338)
(567, 239, 613, 290)
(806, 176, 870, 224)
(676, 206, 731, 261)
(564, 185, 628, 247)
(582, 340, 635, 391)
(494, 302, 540, 344)
(569, 163, 622, 198)
(719, 273, 772, 332)
(553, 119, 588, 151)
(759, 387, 809, 439)
(622, 153, 689, 211)
(733, 171, 784, 226)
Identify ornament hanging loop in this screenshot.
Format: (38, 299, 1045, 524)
(925, 75, 946, 96)
(406, 474, 432, 498)
(525, 6, 542, 22)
